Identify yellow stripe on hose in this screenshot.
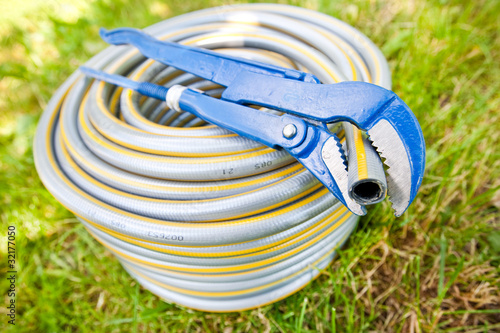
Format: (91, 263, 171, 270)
(50, 100, 330, 228)
(61, 122, 318, 205)
(257, 4, 383, 84)
(187, 32, 342, 83)
(77, 90, 279, 163)
(52, 92, 332, 228)
(115, 23, 259, 131)
(123, 229, 350, 298)
(64, 136, 303, 193)
(94, 87, 267, 157)
(353, 127, 369, 180)
(109, 86, 123, 116)
(85, 205, 347, 258)
(311, 25, 372, 82)
(89, 211, 351, 274)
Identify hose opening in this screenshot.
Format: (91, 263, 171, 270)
(350, 180, 386, 205)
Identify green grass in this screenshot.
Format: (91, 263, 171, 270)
(1, 0, 499, 331)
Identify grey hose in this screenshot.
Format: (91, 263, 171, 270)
(34, 4, 392, 312)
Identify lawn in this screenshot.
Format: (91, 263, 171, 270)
(0, 0, 499, 332)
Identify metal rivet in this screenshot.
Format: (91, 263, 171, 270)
(282, 124, 297, 139)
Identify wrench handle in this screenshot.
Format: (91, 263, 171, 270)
(100, 28, 319, 88)
(177, 88, 308, 150)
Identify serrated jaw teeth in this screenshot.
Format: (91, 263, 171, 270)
(367, 120, 412, 216)
(322, 137, 366, 216)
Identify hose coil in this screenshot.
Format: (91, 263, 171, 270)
(34, 4, 392, 311)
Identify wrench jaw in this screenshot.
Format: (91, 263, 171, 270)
(288, 127, 366, 216)
(321, 136, 367, 216)
(366, 96, 426, 217)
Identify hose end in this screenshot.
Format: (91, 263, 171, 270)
(349, 179, 387, 205)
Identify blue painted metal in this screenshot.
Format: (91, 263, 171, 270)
(99, 28, 320, 86)
(179, 90, 352, 208)
(78, 67, 354, 209)
(222, 73, 425, 204)
(84, 26, 426, 214)
(80, 66, 170, 100)
(178, 89, 309, 150)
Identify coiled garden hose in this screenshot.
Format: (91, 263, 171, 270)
(34, 4, 394, 312)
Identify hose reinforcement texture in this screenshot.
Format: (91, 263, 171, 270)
(34, 4, 393, 312)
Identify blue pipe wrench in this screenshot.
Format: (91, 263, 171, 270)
(81, 27, 425, 217)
